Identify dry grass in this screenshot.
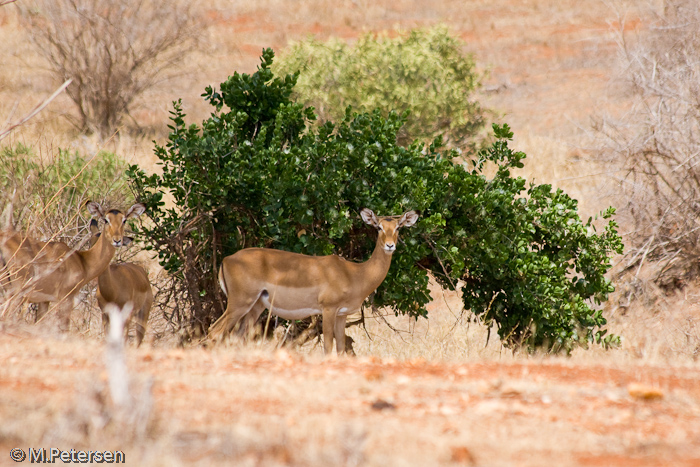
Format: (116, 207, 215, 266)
(1, 0, 695, 360)
(0, 0, 693, 360)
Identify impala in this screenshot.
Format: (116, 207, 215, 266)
(209, 208, 419, 355)
(89, 219, 153, 346)
(0, 201, 146, 330)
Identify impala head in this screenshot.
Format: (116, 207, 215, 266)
(360, 208, 419, 253)
(86, 201, 146, 247)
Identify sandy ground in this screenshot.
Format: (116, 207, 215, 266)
(1, 324, 699, 467)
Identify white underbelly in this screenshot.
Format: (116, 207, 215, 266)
(259, 291, 318, 320)
(267, 307, 322, 320)
(264, 306, 356, 320)
(258, 287, 356, 320)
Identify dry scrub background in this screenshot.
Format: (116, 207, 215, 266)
(1, 1, 700, 466)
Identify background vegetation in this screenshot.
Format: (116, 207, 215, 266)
(128, 49, 622, 352)
(1, 0, 697, 359)
(591, 0, 700, 296)
(273, 26, 489, 152)
(17, 0, 208, 138)
(0, 144, 132, 240)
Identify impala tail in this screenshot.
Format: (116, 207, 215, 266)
(218, 265, 228, 297)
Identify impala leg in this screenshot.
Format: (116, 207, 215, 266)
(209, 297, 257, 342)
(55, 296, 74, 332)
(35, 302, 49, 322)
(137, 292, 153, 347)
(132, 317, 146, 347)
(334, 314, 348, 355)
(102, 311, 111, 338)
(133, 294, 153, 347)
(243, 299, 267, 338)
(124, 308, 133, 345)
(322, 308, 336, 355)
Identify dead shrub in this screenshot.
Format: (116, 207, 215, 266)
(17, 0, 208, 139)
(590, 0, 700, 291)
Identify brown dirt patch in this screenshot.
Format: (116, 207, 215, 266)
(1, 326, 699, 466)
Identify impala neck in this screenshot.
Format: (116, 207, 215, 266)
(359, 235, 395, 296)
(78, 232, 115, 284)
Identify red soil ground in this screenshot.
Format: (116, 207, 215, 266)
(1, 326, 699, 466)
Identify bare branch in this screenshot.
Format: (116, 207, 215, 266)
(591, 0, 700, 290)
(0, 79, 72, 142)
(17, 0, 209, 138)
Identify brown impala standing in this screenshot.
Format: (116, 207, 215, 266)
(89, 219, 153, 346)
(0, 201, 145, 330)
(209, 208, 419, 355)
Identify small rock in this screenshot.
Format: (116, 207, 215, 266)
(500, 384, 522, 398)
(364, 368, 384, 381)
(396, 375, 411, 385)
(628, 383, 664, 400)
(370, 399, 396, 411)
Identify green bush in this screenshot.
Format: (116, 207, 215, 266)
(128, 49, 623, 351)
(0, 144, 132, 238)
(273, 26, 489, 152)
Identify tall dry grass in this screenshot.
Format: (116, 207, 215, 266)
(1, 0, 697, 365)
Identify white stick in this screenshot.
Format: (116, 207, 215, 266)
(104, 302, 134, 408)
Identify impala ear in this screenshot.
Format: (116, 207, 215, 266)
(89, 218, 100, 236)
(122, 236, 133, 246)
(87, 219, 102, 248)
(398, 210, 419, 228)
(125, 203, 146, 219)
(360, 208, 380, 229)
(86, 201, 105, 220)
